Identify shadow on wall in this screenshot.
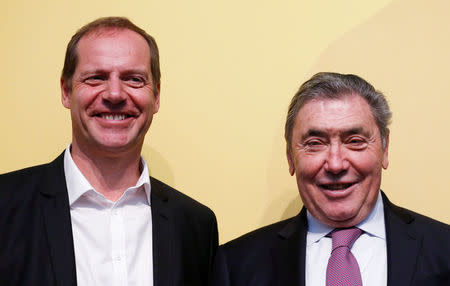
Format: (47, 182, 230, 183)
(264, 0, 450, 223)
(142, 144, 175, 186)
(311, 0, 450, 89)
(263, 126, 304, 225)
(310, 0, 450, 210)
(265, 190, 303, 223)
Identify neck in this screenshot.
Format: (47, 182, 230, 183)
(70, 142, 142, 202)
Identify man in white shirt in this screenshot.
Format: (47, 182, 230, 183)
(211, 72, 450, 286)
(0, 17, 218, 286)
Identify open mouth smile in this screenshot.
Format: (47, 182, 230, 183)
(319, 183, 355, 191)
(95, 113, 134, 121)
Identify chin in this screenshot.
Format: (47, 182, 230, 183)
(96, 134, 135, 146)
(92, 140, 136, 153)
(324, 208, 362, 226)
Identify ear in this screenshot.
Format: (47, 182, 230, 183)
(152, 83, 161, 114)
(61, 78, 71, 109)
(382, 130, 389, 169)
(286, 145, 295, 176)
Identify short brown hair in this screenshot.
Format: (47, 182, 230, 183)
(61, 16, 160, 89)
(285, 72, 392, 152)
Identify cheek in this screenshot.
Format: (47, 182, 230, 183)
(71, 90, 96, 110)
(295, 153, 326, 179)
(130, 92, 154, 109)
(294, 155, 325, 202)
(348, 152, 383, 175)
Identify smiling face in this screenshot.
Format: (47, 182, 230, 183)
(61, 28, 160, 157)
(287, 94, 389, 228)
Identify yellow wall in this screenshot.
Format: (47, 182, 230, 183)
(1, 0, 449, 243)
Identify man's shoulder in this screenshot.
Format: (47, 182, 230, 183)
(385, 196, 450, 259)
(222, 215, 301, 252)
(398, 206, 449, 237)
(1, 162, 50, 181)
(213, 215, 303, 274)
(0, 153, 66, 205)
(0, 157, 65, 218)
(404, 207, 448, 229)
(385, 196, 450, 235)
(150, 176, 216, 219)
(0, 161, 56, 194)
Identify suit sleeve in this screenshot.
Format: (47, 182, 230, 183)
(210, 247, 231, 286)
(208, 214, 219, 283)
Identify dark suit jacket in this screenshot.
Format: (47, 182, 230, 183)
(211, 193, 450, 286)
(0, 152, 218, 286)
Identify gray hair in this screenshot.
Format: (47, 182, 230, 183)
(285, 72, 392, 151)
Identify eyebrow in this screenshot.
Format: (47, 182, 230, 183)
(301, 127, 367, 141)
(341, 127, 365, 137)
(301, 129, 327, 141)
(78, 69, 107, 78)
(121, 69, 149, 78)
(79, 68, 149, 78)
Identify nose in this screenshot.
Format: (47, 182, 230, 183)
(324, 143, 349, 174)
(102, 77, 126, 104)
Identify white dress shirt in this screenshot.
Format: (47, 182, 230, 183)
(64, 146, 153, 286)
(305, 191, 387, 286)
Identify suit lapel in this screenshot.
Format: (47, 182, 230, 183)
(270, 193, 422, 286)
(382, 193, 421, 286)
(272, 208, 308, 286)
(151, 178, 173, 286)
(40, 153, 77, 286)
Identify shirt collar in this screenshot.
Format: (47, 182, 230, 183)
(357, 191, 386, 239)
(306, 191, 385, 245)
(63, 144, 151, 206)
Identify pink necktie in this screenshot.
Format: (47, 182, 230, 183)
(326, 227, 363, 286)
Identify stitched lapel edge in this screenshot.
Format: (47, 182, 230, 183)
(40, 152, 77, 286)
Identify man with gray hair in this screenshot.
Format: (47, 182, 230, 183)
(0, 17, 217, 286)
(211, 72, 450, 286)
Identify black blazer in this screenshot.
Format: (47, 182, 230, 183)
(211, 193, 450, 286)
(0, 152, 218, 286)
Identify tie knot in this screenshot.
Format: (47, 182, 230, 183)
(331, 227, 362, 251)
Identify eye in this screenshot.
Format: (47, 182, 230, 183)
(307, 140, 322, 146)
(345, 136, 367, 150)
(123, 75, 146, 88)
(303, 139, 326, 152)
(84, 75, 107, 86)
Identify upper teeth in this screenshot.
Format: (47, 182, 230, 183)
(102, 114, 126, 120)
(322, 183, 352, 190)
